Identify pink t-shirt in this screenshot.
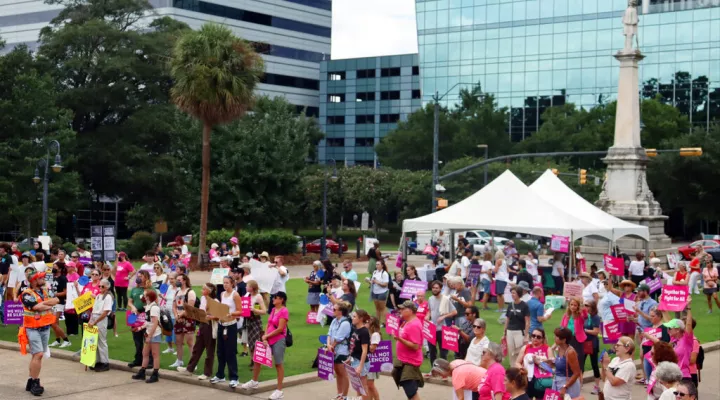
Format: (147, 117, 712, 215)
(267, 307, 288, 346)
(81, 281, 102, 297)
(478, 362, 510, 400)
(396, 317, 423, 366)
(523, 344, 552, 378)
(115, 261, 135, 288)
(66, 273, 79, 282)
(672, 331, 694, 378)
(450, 360, 486, 391)
(688, 336, 700, 374)
(702, 268, 718, 289)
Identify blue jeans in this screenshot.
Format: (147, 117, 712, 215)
(644, 357, 653, 379)
(0, 285, 4, 323)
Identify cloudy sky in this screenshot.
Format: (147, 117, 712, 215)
(331, 0, 418, 59)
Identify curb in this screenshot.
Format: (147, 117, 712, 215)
(0, 340, 320, 395)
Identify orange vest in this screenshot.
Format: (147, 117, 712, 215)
(22, 289, 56, 329)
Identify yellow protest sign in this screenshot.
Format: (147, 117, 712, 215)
(80, 323, 99, 367)
(73, 292, 95, 314)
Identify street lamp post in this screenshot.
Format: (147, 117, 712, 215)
(321, 159, 338, 259)
(477, 144, 489, 187)
(431, 82, 478, 212)
(33, 140, 63, 235)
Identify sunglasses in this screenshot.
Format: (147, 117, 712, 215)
(531, 334, 544, 339)
(91, 273, 100, 276)
(673, 392, 688, 398)
(473, 325, 483, 329)
(464, 312, 473, 316)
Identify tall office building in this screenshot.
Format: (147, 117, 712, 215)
(319, 54, 421, 165)
(0, 0, 331, 115)
(415, 0, 720, 141)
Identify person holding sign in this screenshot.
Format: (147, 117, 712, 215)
(365, 316, 382, 400)
(170, 274, 196, 369)
(131, 289, 162, 383)
(19, 270, 58, 396)
(209, 276, 243, 388)
(88, 279, 113, 372)
(178, 283, 217, 380)
(391, 300, 424, 400)
(127, 270, 154, 368)
(664, 307, 695, 381)
(347, 309, 372, 400)
(241, 291, 289, 400)
(514, 328, 553, 400)
(243, 280, 267, 368)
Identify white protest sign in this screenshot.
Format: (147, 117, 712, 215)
(249, 259, 278, 294)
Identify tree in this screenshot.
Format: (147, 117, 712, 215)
(170, 23, 264, 260)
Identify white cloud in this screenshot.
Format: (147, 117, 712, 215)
(331, 0, 418, 60)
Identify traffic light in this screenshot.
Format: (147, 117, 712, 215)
(551, 168, 559, 175)
(645, 148, 657, 157)
(578, 169, 587, 185)
(436, 198, 448, 210)
(679, 147, 703, 157)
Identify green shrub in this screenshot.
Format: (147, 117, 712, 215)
(129, 231, 155, 260)
(62, 242, 77, 254)
(197, 229, 298, 255)
(50, 235, 63, 249)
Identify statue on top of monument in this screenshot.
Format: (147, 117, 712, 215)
(623, 0, 639, 51)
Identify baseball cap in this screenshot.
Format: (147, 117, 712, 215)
(397, 300, 418, 312)
(663, 319, 685, 330)
(28, 270, 46, 282)
(637, 284, 651, 293)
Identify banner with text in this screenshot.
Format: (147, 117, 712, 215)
(253, 341, 273, 368)
(441, 325, 459, 352)
(2, 301, 23, 325)
(422, 320, 437, 345)
(550, 235, 570, 253)
(385, 314, 400, 336)
(80, 323, 99, 367)
(368, 340, 393, 373)
(317, 348, 335, 380)
(658, 285, 689, 312)
(603, 254, 625, 276)
(400, 280, 427, 299)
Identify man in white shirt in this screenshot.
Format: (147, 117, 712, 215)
(268, 255, 289, 313)
(460, 248, 472, 280)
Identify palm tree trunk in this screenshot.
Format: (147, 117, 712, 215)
(198, 122, 212, 267)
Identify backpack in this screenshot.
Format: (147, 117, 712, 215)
(158, 307, 174, 335)
(697, 345, 705, 370)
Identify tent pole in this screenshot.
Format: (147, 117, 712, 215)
(644, 238, 650, 258)
(569, 231, 575, 280)
(449, 230, 455, 262)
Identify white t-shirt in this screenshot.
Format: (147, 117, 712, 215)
(270, 266, 289, 294)
(526, 260, 539, 278)
(164, 287, 178, 315)
(465, 335, 490, 366)
(480, 261, 493, 282)
(371, 331, 381, 346)
(92, 293, 114, 315)
(582, 281, 599, 302)
(602, 357, 636, 400)
(448, 260, 461, 277)
(144, 303, 163, 337)
(629, 261, 645, 277)
(460, 256, 470, 279)
(495, 260, 509, 282)
(552, 261, 565, 277)
(371, 270, 389, 294)
(595, 278, 607, 298)
(140, 263, 154, 273)
(8, 261, 24, 288)
(181, 245, 189, 255)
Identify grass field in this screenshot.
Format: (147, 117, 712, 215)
(2, 274, 718, 382)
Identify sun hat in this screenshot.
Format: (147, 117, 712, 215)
(211, 243, 218, 249)
(620, 279, 637, 289)
(579, 272, 593, 280)
(230, 237, 238, 244)
(259, 251, 270, 259)
(663, 319, 685, 330)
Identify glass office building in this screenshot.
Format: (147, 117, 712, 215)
(318, 54, 422, 165)
(415, 0, 720, 141)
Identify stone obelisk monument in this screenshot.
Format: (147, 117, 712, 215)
(583, 0, 673, 264)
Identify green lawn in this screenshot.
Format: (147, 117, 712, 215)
(2, 275, 718, 381)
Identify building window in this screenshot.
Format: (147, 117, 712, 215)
(326, 138, 344, 147)
(295, 105, 319, 117)
(262, 73, 319, 90)
(412, 89, 421, 99)
(328, 71, 345, 81)
(380, 67, 401, 77)
(380, 91, 400, 100)
(379, 114, 400, 123)
(328, 94, 345, 103)
(356, 69, 376, 78)
(355, 114, 375, 124)
(356, 92, 376, 102)
(251, 41, 327, 63)
(355, 138, 375, 147)
(412, 66, 419, 76)
(326, 116, 345, 124)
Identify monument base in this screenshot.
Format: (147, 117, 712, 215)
(581, 215, 673, 268)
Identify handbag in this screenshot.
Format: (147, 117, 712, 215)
(534, 377, 553, 391)
(583, 340, 594, 355)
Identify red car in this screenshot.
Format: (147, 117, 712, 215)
(678, 239, 720, 260)
(306, 239, 348, 255)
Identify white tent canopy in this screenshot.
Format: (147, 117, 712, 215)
(402, 170, 614, 240)
(529, 169, 649, 241)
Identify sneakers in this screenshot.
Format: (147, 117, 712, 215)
(241, 380, 259, 389)
(240, 352, 249, 357)
(169, 360, 183, 368)
(176, 367, 189, 373)
(198, 374, 208, 380)
(591, 385, 601, 395)
(59, 340, 72, 348)
(49, 340, 60, 347)
(707, 310, 713, 314)
(229, 380, 239, 388)
(210, 376, 226, 384)
(268, 390, 284, 399)
(162, 347, 176, 354)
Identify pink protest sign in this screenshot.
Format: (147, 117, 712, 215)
(306, 311, 319, 324)
(658, 285, 689, 312)
(643, 277, 663, 294)
(610, 304, 630, 322)
(440, 325, 459, 352)
(253, 341, 273, 367)
(126, 312, 146, 328)
(578, 258, 587, 273)
(422, 320, 437, 345)
(603, 254, 625, 276)
(241, 297, 251, 317)
(400, 280, 427, 299)
(603, 320, 622, 342)
(642, 327, 662, 347)
(562, 281, 584, 299)
(550, 235, 569, 253)
(543, 389, 562, 400)
(344, 362, 368, 395)
(317, 348, 334, 380)
(385, 314, 400, 336)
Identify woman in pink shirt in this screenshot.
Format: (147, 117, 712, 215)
(478, 342, 510, 400)
(392, 300, 424, 400)
(114, 252, 134, 311)
(664, 308, 695, 380)
(702, 261, 720, 313)
(431, 358, 487, 399)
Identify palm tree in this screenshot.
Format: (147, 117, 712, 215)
(170, 23, 264, 264)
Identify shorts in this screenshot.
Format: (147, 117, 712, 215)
(149, 334, 162, 343)
(400, 379, 420, 399)
(703, 287, 718, 295)
(174, 318, 196, 334)
(371, 291, 388, 301)
(495, 280, 508, 295)
(481, 279, 491, 293)
(271, 338, 286, 365)
(367, 371, 379, 380)
(307, 292, 321, 305)
(350, 357, 370, 377)
(27, 327, 50, 354)
(334, 353, 350, 364)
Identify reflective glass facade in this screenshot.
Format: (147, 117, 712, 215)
(319, 54, 422, 165)
(415, 0, 720, 141)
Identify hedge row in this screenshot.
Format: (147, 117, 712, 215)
(197, 229, 298, 255)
